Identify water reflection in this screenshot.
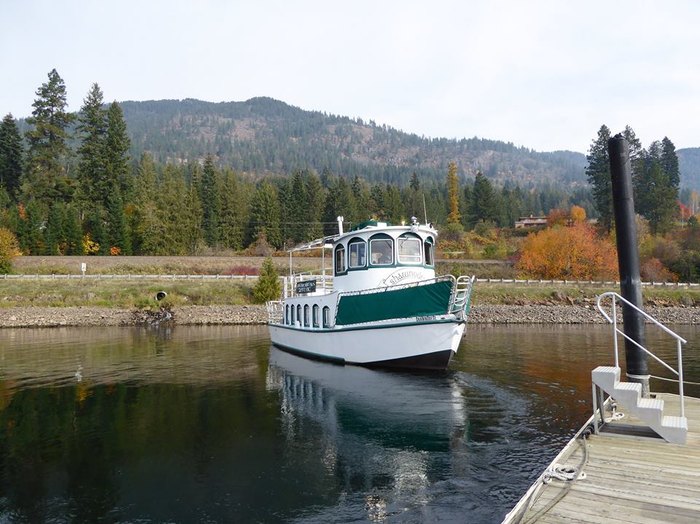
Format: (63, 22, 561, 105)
(267, 348, 468, 519)
(0, 324, 698, 523)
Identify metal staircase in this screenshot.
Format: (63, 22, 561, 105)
(592, 292, 688, 445)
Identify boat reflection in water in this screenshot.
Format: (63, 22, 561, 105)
(266, 347, 470, 521)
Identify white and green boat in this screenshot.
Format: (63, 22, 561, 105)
(266, 218, 475, 370)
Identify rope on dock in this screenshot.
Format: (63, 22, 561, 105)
(519, 427, 592, 524)
(651, 374, 700, 386)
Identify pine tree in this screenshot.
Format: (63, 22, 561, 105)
(77, 83, 108, 210)
(252, 257, 281, 303)
(468, 172, 497, 227)
(0, 114, 23, 200)
(200, 156, 220, 247)
(218, 169, 245, 250)
(305, 172, 325, 239)
(105, 101, 131, 198)
(248, 180, 282, 248)
(585, 125, 613, 232)
(636, 140, 679, 234)
(23, 69, 75, 207)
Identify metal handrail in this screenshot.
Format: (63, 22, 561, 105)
(596, 291, 686, 418)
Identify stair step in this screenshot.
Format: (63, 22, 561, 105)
(638, 398, 664, 410)
(662, 416, 688, 430)
(615, 382, 642, 392)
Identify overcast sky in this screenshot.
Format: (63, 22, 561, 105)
(2, 0, 698, 153)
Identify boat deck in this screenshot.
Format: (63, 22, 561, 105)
(504, 393, 700, 523)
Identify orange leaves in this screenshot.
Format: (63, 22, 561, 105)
(516, 222, 618, 280)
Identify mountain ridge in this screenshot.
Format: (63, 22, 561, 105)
(119, 97, 590, 186)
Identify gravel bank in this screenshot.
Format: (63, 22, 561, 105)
(1, 304, 700, 328)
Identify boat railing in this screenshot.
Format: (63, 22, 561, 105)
(266, 300, 284, 324)
(284, 272, 334, 298)
(596, 291, 687, 418)
(450, 275, 476, 319)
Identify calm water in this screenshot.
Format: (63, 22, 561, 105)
(1, 324, 699, 523)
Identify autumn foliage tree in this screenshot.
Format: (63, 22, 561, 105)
(516, 222, 618, 280)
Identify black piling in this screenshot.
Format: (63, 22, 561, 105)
(608, 134, 649, 395)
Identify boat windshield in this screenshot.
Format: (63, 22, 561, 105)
(398, 236, 422, 264)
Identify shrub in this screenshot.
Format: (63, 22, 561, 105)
(252, 257, 281, 303)
(0, 228, 20, 274)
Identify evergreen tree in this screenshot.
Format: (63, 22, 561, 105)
(182, 180, 204, 253)
(105, 101, 132, 198)
(636, 140, 679, 234)
(64, 204, 84, 255)
(44, 202, 67, 255)
(0, 114, 23, 200)
(23, 69, 75, 207)
(468, 172, 497, 227)
(323, 177, 356, 234)
(106, 184, 128, 254)
(287, 170, 307, 243)
(383, 184, 403, 223)
(252, 257, 281, 303)
(218, 169, 246, 250)
(77, 83, 108, 210)
(305, 172, 325, 240)
(585, 125, 613, 232)
(200, 156, 220, 247)
(248, 180, 282, 248)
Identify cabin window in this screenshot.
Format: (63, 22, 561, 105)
(398, 234, 422, 264)
(322, 306, 330, 328)
(424, 237, 434, 266)
(334, 244, 346, 274)
(313, 304, 320, 327)
(296, 305, 302, 326)
(369, 237, 393, 266)
(348, 239, 367, 269)
(291, 305, 295, 325)
(304, 305, 310, 327)
(285, 304, 290, 325)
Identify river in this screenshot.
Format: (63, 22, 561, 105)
(1, 324, 698, 523)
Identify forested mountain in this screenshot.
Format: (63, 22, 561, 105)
(119, 97, 588, 186)
(678, 148, 700, 190)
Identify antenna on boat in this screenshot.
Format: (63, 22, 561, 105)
(422, 195, 428, 225)
(337, 216, 344, 234)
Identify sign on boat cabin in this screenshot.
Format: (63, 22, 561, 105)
(295, 279, 317, 294)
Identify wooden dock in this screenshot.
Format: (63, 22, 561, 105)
(503, 393, 700, 523)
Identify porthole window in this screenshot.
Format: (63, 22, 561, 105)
(398, 234, 422, 264)
(369, 236, 393, 266)
(322, 306, 330, 328)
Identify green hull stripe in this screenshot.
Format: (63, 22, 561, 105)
(335, 280, 453, 325)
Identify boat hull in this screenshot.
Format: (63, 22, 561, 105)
(268, 319, 466, 370)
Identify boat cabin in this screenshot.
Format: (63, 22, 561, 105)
(331, 220, 437, 292)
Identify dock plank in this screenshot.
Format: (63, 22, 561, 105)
(503, 393, 700, 523)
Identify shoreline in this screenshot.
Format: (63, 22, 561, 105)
(1, 304, 699, 328)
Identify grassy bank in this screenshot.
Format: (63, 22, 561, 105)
(0, 279, 255, 309)
(2, 278, 699, 309)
